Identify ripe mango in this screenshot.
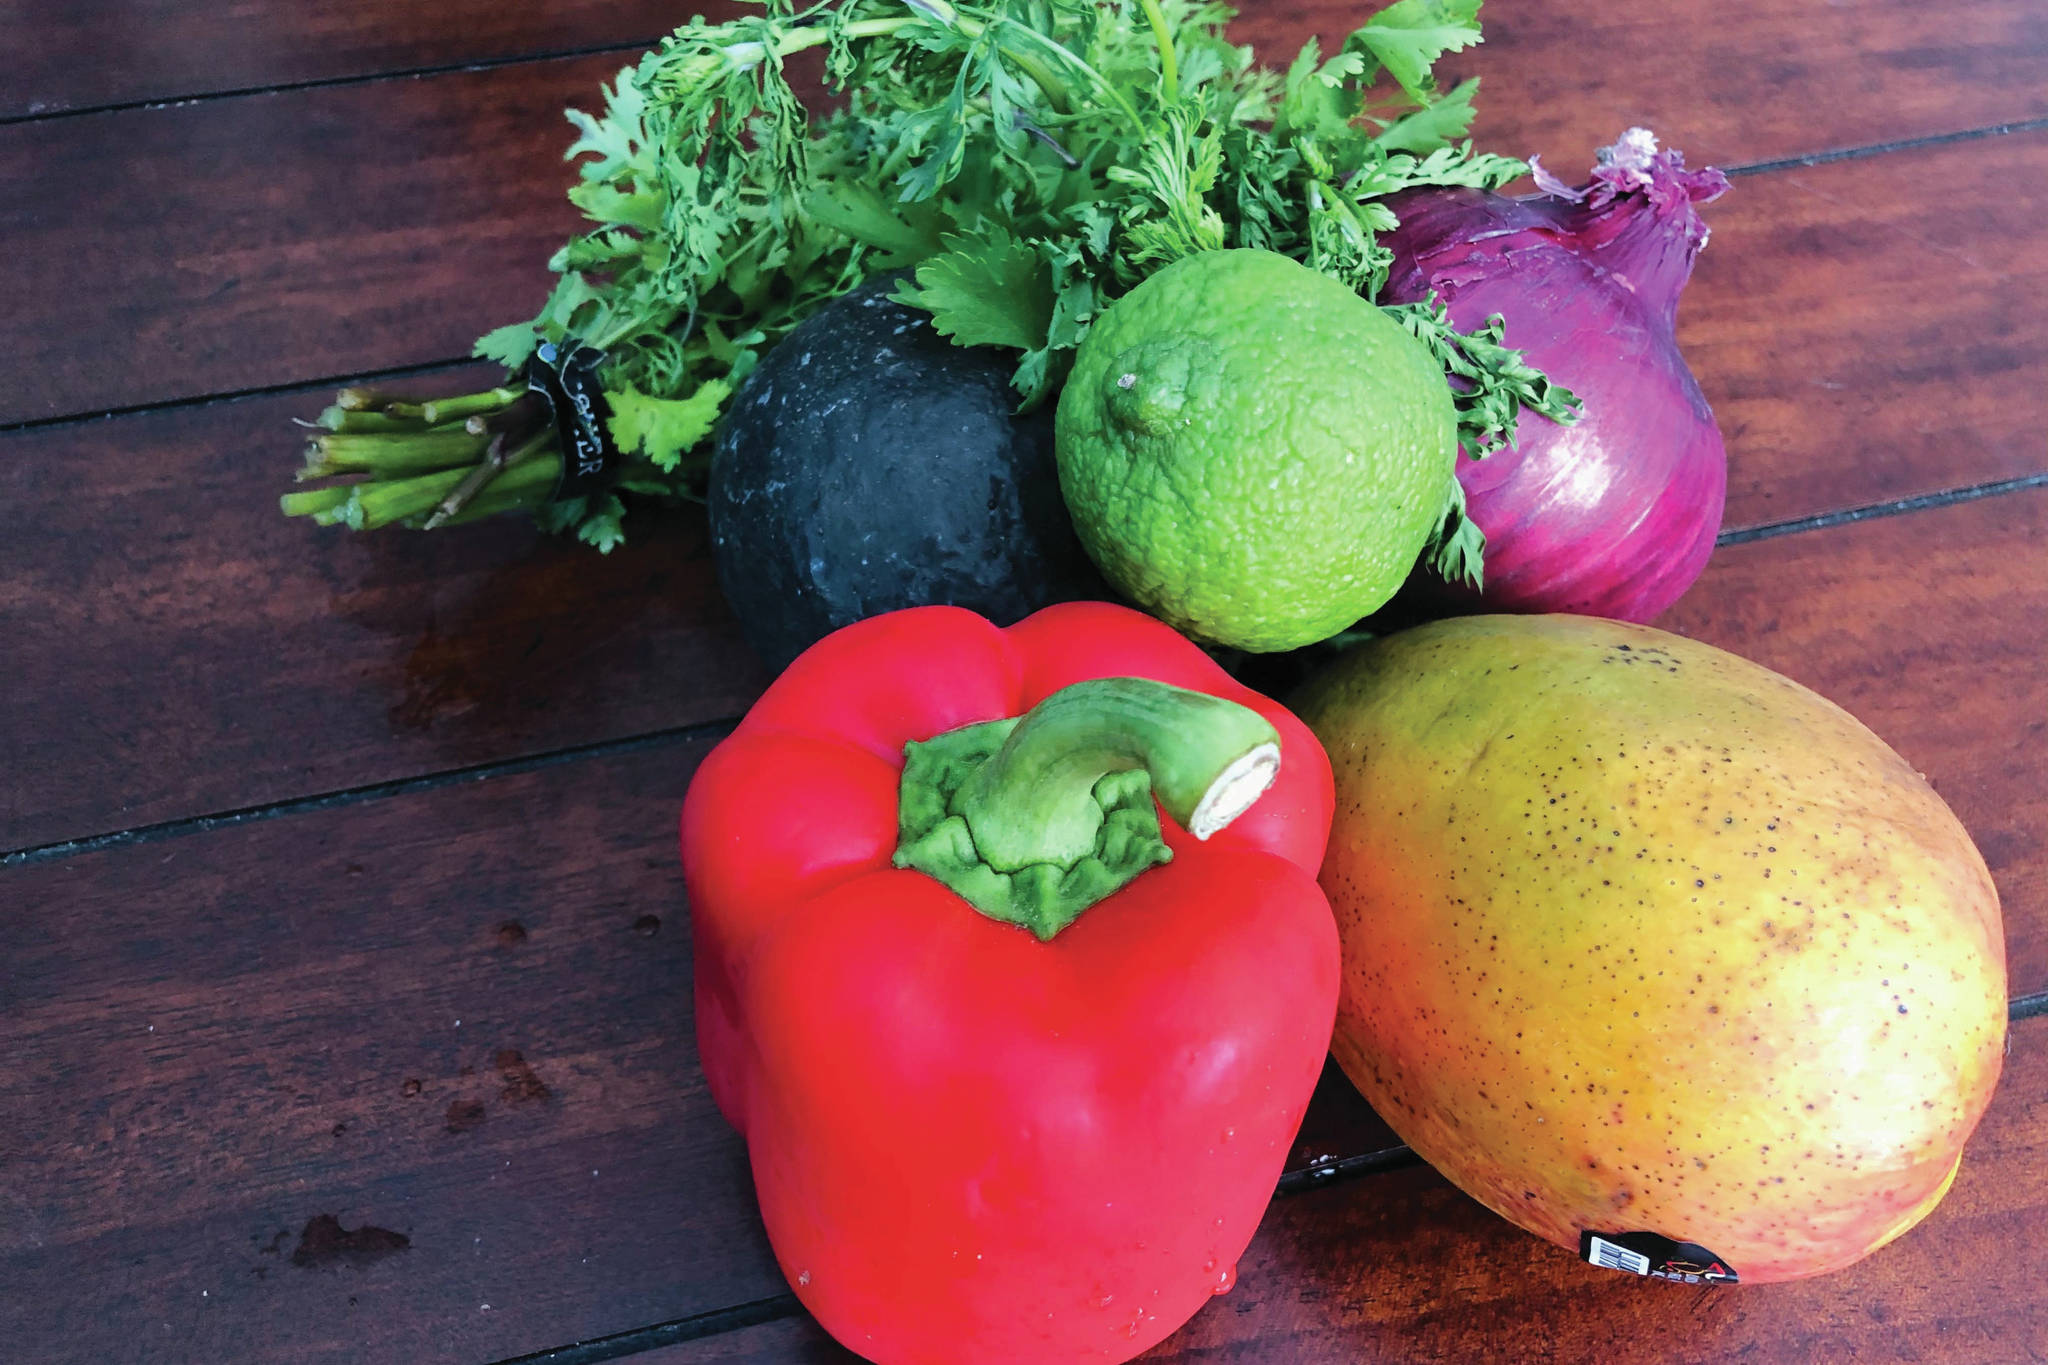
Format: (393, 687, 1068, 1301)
(1293, 615, 2006, 1284)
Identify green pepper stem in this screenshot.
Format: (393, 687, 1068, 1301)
(891, 678, 1282, 939)
(956, 678, 1279, 870)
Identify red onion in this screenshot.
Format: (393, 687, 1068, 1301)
(1382, 128, 1731, 621)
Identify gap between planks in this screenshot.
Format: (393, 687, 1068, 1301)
(0, 39, 663, 129)
(5, 467, 2043, 871)
(0, 112, 2046, 437)
(482, 992, 2048, 1365)
(0, 718, 735, 868)
(488, 1297, 802, 1365)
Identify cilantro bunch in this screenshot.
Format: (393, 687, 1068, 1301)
(283, 0, 1575, 571)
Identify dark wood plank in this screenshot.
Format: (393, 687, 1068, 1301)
(1259, 0, 2048, 173)
(632, 1316, 842, 1364)
(3, 133, 2039, 851)
(0, 375, 768, 853)
(0, 55, 612, 424)
(0, 1, 684, 120)
(4, 496, 2035, 1363)
(1690, 131, 2048, 530)
(14, 0, 2045, 159)
(668, 1012, 2048, 1364)
(0, 738, 790, 1364)
(7, 20, 2045, 487)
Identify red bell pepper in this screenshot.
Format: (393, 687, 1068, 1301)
(680, 602, 1338, 1365)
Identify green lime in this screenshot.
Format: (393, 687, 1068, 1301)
(1055, 249, 1456, 652)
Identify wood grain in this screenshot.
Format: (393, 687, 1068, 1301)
(3, 492, 2035, 1365)
(0, 1, 686, 119)
(12, 0, 2045, 164)
(1690, 131, 2048, 530)
(5, 16, 2044, 509)
(0, 375, 769, 854)
(4, 133, 2042, 851)
(0, 738, 791, 1365)
(1260, 0, 2048, 173)
(0, 56, 611, 424)
(660, 1013, 2047, 1364)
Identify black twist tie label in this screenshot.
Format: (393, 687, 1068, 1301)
(1580, 1230, 1738, 1284)
(527, 340, 619, 501)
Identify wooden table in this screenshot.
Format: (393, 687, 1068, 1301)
(4, 2, 2044, 1361)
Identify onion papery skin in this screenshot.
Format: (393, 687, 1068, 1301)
(1382, 130, 1731, 622)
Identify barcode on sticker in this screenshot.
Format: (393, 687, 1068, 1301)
(1586, 1235, 1652, 1275)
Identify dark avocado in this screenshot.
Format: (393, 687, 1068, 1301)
(708, 277, 1104, 670)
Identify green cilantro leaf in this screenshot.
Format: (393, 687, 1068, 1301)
(567, 182, 664, 232)
(897, 228, 1054, 353)
(1274, 39, 1367, 146)
(1427, 473, 1487, 589)
(576, 494, 629, 553)
(608, 379, 733, 473)
(1352, 0, 1482, 103)
(562, 74, 645, 179)
(802, 182, 951, 266)
(1386, 297, 1582, 458)
(474, 323, 538, 371)
(1373, 76, 1480, 153)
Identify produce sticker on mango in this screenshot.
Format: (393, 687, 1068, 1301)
(266, 0, 2009, 1357)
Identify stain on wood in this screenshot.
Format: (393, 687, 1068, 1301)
(290, 1215, 411, 1271)
(9, 3, 2045, 1362)
(0, 740, 784, 1363)
(0, 380, 767, 852)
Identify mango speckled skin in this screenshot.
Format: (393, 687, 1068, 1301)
(1294, 615, 2006, 1284)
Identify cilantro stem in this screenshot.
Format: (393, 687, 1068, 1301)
(280, 486, 354, 519)
(382, 388, 522, 424)
(421, 429, 556, 528)
(1136, 0, 1179, 104)
(989, 17, 1144, 136)
(1313, 179, 1373, 249)
(432, 455, 565, 525)
(704, 15, 905, 73)
(348, 467, 472, 530)
(350, 454, 559, 531)
(416, 387, 526, 426)
(313, 406, 433, 434)
(301, 429, 489, 478)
